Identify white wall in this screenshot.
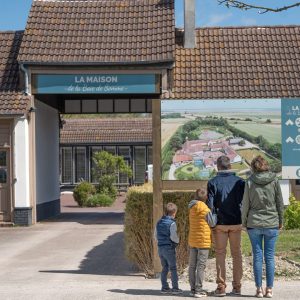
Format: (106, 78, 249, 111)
(279, 180, 290, 206)
(13, 117, 30, 207)
(35, 100, 60, 204)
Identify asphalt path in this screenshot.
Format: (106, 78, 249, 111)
(0, 195, 299, 299)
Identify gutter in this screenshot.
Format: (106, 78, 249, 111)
(20, 64, 30, 95)
(18, 60, 175, 67)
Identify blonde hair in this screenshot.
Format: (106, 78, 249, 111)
(251, 155, 270, 173)
(195, 188, 207, 201)
(165, 202, 178, 215)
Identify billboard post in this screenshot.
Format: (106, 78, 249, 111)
(152, 99, 163, 275)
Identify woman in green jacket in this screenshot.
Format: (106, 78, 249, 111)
(242, 155, 284, 299)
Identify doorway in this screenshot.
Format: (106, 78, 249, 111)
(0, 119, 12, 222)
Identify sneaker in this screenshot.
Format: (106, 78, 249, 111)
(265, 288, 273, 298)
(255, 287, 263, 298)
(190, 289, 195, 297)
(214, 286, 226, 297)
(171, 288, 183, 295)
(161, 288, 172, 294)
(230, 288, 241, 295)
(194, 290, 207, 298)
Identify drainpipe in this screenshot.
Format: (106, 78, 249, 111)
(184, 0, 196, 48)
(20, 64, 30, 95)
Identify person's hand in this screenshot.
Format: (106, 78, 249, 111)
(242, 226, 247, 232)
(279, 224, 283, 230)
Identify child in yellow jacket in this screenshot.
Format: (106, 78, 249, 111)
(188, 188, 216, 298)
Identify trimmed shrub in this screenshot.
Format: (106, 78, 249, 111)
(124, 184, 194, 276)
(86, 193, 114, 207)
(73, 181, 96, 207)
(284, 194, 300, 229)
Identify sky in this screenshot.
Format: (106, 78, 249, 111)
(0, 0, 300, 30)
(161, 99, 281, 112)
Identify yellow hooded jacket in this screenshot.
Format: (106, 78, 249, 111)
(188, 200, 211, 249)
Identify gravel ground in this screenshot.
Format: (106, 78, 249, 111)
(181, 255, 300, 283)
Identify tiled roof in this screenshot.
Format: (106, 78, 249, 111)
(166, 26, 300, 99)
(0, 31, 30, 115)
(60, 118, 152, 144)
(19, 0, 175, 64)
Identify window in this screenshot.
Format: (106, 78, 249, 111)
(114, 99, 129, 113)
(75, 147, 86, 183)
(61, 147, 73, 184)
(82, 100, 97, 113)
(119, 159, 130, 185)
(147, 146, 153, 165)
(65, 100, 81, 113)
(134, 146, 146, 184)
(118, 147, 131, 185)
(90, 147, 102, 183)
(103, 146, 116, 155)
(0, 151, 7, 184)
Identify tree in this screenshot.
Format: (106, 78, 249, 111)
(218, 0, 300, 13)
(92, 151, 132, 199)
(238, 139, 246, 146)
(266, 119, 272, 123)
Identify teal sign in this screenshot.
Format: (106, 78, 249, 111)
(33, 74, 160, 94)
(282, 98, 300, 179)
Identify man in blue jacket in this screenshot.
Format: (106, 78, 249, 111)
(207, 155, 245, 297)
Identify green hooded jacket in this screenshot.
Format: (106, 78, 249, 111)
(242, 171, 284, 228)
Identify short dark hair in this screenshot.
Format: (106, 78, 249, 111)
(165, 202, 177, 215)
(195, 188, 207, 201)
(217, 155, 231, 170)
(251, 155, 270, 172)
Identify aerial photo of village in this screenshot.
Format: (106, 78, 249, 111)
(161, 99, 282, 180)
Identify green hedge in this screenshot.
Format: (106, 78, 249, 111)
(124, 185, 194, 276)
(284, 194, 300, 229)
(73, 181, 96, 207)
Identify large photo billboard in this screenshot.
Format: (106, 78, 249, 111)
(161, 99, 282, 180)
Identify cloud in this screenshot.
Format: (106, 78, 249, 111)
(205, 12, 233, 26)
(240, 17, 258, 25)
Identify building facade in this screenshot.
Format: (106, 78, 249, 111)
(60, 118, 152, 188)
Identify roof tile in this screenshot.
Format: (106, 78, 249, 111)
(19, 0, 175, 64)
(60, 118, 152, 144)
(168, 26, 300, 99)
(0, 31, 30, 115)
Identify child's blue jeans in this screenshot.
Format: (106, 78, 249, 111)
(158, 246, 178, 289)
(247, 228, 279, 288)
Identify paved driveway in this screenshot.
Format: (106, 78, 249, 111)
(0, 194, 298, 299)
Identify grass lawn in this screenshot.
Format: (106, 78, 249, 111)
(231, 162, 249, 173)
(229, 122, 281, 144)
(237, 148, 275, 165)
(162, 170, 169, 180)
(161, 118, 187, 147)
(180, 164, 200, 174)
(241, 229, 300, 263)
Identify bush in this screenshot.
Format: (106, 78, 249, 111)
(125, 184, 194, 276)
(284, 194, 300, 229)
(73, 181, 96, 207)
(85, 193, 114, 207)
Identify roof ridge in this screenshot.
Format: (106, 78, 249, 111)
(195, 25, 300, 30)
(176, 25, 300, 31)
(0, 30, 24, 34)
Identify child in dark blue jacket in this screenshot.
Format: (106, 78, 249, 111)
(155, 202, 182, 295)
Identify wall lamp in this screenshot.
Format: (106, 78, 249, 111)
(28, 106, 36, 113)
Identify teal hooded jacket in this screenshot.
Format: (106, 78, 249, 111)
(242, 171, 284, 228)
